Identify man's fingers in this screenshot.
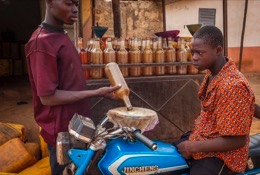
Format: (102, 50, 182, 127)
(111, 84, 122, 91)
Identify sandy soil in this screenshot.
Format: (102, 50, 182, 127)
(0, 73, 259, 143)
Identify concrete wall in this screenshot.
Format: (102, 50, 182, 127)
(94, 0, 163, 38)
(165, 0, 260, 72)
(228, 0, 260, 47)
(166, 0, 223, 37)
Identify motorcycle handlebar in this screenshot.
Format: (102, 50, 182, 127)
(132, 128, 157, 150)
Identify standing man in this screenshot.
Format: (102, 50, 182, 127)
(177, 26, 255, 174)
(25, 0, 120, 174)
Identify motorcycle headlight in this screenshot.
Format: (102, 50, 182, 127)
(68, 113, 96, 143)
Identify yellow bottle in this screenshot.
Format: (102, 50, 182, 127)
(177, 38, 188, 75)
(155, 37, 165, 75)
(166, 38, 177, 75)
(105, 62, 133, 111)
(129, 38, 141, 77)
(90, 39, 103, 79)
(116, 39, 129, 77)
(104, 38, 116, 64)
(142, 39, 153, 76)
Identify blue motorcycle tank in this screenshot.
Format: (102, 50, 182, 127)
(98, 138, 189, 175)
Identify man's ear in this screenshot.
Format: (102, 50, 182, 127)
(216, 45, 223, 55)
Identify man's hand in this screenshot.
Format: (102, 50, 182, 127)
(177, 141, 192, 159)
(98, 85, 121, 99)
(177, 135, 246, 160)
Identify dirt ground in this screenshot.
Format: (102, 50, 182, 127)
(0, 73, 259, 144)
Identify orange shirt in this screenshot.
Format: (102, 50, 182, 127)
(189, 59, 255, 173)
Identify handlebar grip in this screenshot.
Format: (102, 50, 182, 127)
(133, 129, 157, 150)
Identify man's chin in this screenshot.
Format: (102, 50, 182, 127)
(65, 21, 75, 26)
(196, 66, 206, 72)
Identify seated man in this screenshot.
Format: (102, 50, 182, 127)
(177, 26, 255, 175)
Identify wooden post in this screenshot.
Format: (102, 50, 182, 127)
(239, 0, 248, 71)
(223, 0, 228, 57)
(91, 0, 96, 38)
(78, 0, 83, 38)
(112, 0, 121, 38)
(162, 0, 166, 31)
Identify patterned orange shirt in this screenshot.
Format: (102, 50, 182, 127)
(189, 58, 255, 173)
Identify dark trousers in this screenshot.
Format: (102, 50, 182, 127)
(172, 132, 236, 175)
(190, 157, 236, 175)
(48, 145, 66, 175)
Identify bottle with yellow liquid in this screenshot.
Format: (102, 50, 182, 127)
(176, 38, 188, 75)
(142, 39, 153, 76)
(105, 62, 133, 111)
(116, 39, 129, 77)
(165, 38, 177, 75)
(129, 38, 141, 77)
(78, 38, 89, 79)
(90, 39, 103, 79)
(104, 38, 116, 64)
(152, 38, 157, 74)
(87, 38, 94, 65)
(155, 37, 165, 75)
(186, 38, 198, 75)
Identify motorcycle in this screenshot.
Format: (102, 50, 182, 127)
(56, 110, 260, 175)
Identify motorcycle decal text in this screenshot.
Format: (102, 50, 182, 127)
(123, 165, 159, 174)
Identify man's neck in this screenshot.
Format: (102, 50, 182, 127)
(41, 21, 65, 33)
(209, 56, 227, 76)
(44, 11, 64, 29)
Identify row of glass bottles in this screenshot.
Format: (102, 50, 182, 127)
(78, 37, 200, 79)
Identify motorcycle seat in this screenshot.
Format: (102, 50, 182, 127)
(249, 133, 260, 156)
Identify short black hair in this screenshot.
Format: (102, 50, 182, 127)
(193, 25, 224, 48)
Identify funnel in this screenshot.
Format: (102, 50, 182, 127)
(107, 107, 158, 133)
(186, 24, 202, 36)
(92, 26, 108, 38)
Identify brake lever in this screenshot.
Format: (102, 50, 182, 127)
(97, 115, 109, 127)
(103, 128, 123, 139)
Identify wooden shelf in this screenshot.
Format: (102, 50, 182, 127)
(87, 74, 205, 85)
(82, 61, 195, 68)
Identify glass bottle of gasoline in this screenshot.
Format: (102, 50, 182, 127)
(142, 39, 153, 76)
(117, 39, 129, 77)
(177, 38, 188, 75)
(162, 38, 168, 50)
(141, 38, 146, 62)
(78, 38, 89, 79)
(78, 37, 85, 64)
(129, 38, 141, 77)
(186, 38, 198, 74)
(165, 38, 177, 75)
(104, 38, 116, 64)
(152, 38, 157, 74)
(87, 38, 94, 65)
(105, 62, 133, 111)
(155, 37, 165, 75)
(90, 39, 103, 79)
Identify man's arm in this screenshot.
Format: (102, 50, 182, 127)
(40, 85, 121, 106)
(177, 135, 247, 159)
(254, 104, 260, 119)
